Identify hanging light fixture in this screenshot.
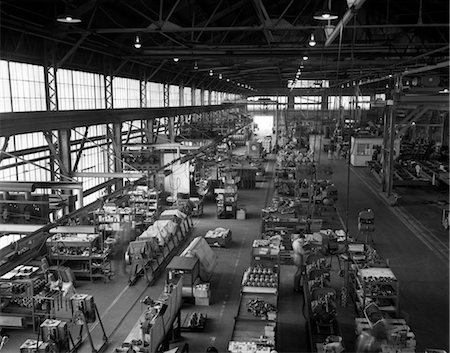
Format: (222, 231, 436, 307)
(173, 57, 179, 62)
(209, 69, 213, 76)
(194, 61, 198, 70)
(313, 0, 338, 20)
(303, 55, 309, 61)
(308, 33, 316, 47)
(134, 35, 142, 49)
(219, 74, 223, 79)
(56, 1, 82, 23)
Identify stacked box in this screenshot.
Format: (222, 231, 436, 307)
(194, 283, 211, 306)
(236, 208, 246, 220)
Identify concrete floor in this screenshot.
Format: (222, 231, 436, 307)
(2, 152, 448, 353)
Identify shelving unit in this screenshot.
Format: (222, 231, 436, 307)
(353, 266, 399, 316)
(129, 187, 162, 226)
(215, 183, 237, 219)
(93, 203, 133, 232)
(46, 232, 110, 282)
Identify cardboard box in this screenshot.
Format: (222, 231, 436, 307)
(236, 209, 246, 220)
(195, 297, 210, 306)
(194, 283, 210, 298)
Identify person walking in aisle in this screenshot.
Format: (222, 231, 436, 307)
(292, 237, 306, 292)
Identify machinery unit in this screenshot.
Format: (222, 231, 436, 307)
(70, 294, 96, 323)
(357, 209, 375, 244)
(19, 339, 53, 353)
(40, 319, 70, 352)
(122, 149, 161, 171)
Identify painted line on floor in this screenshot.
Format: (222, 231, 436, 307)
(351, 167, 449, 263)
(335, 207, 347, 231)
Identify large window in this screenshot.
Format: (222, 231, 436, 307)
(8, 61, 46, 112)
(328, 95, 371, 110)
(169, 85, 179, 107)
(195, 89, 201, 105)
(148, 82, 164, 107)
(184, 87, 192, 106)
(287, 80, 329, 89)
(294, 96, 321, 110)
(203, 90, 209, 105)
(113, 77, 140, 108)
(247, 96, 287, 111)
(0, 61, 12, 112)
(210, 91, 218, 105)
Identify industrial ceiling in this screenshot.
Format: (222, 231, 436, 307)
(1, 0, 449, 94)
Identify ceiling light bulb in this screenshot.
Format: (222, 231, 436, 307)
(57, 13, 82, 23)
(173, 57, 179, 62)
(209, 70, 213, 76)
(219, 74, 223, 79)
(226, 78, 230, 82)
(134, 35, 142, 49)
(303, 55, 309, 61)
(309, 33, 316, 47)
(194, 61, 198, 70)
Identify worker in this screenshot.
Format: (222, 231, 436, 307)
(292, 237, 306, 292)
(0, 335, 8, 351)
(415, 163, 421, 177)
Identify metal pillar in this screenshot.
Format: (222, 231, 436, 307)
(179, 84, 184, 107)
(140, 79, 147, 108)
(287, 94, 294, 112)
(207, 90, 212, 105)
(168, 116, 175, 142)
(191, 86, 196, 106)
(381, 84, 398, 196)
(200, 88, 204, 106)
(58, 129, 75, 212)
(112, 122, 123, 191)
(163, 84, 169, 107)
(44, 45, 58, 112)
(105, 75, 113, 109)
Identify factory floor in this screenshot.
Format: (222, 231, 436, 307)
(3, 151, 449, 353)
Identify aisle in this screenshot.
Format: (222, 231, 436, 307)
(323, 155, 449, 352)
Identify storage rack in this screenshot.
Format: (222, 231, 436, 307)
(93, 203, 134, 233)
(46, 232, 110, 282)
(215, 183, 237, 219)
(352, 266, 399, 316)
(129, 188, 162, 226)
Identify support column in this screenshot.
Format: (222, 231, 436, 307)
(168, 116, 175, 142)
(105, 75, 113, 109)
(191, 86, 196, 106)
(179, 84, 184, 107)
(140, 79, 147, 108)
(287, 94, 294, 112)
(381, 81, 398, 196)
(163, 83, 169, 107)
(58, 129, 75, 212)
(200, 88, 204, 106)
(44, 43, 58, 112)
(112, 122, 123, 191)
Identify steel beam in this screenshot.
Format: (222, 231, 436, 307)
(73, 172, 146, 178)
(0, 104, 243, 137)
